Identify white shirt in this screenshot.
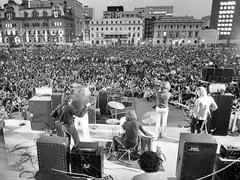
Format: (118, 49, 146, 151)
(193, 95, 218, 121)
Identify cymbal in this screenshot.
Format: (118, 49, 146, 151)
(141, 111, 160, 124)
(108, 101, 125, 110)
(106, 119, 120, 125)
(120, 116, 126, 126)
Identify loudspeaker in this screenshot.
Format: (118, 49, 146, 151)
(213, 155, 240, 180)
(51, 93, 62, 111)
(202, 67, 215, 81)
(98, 90, 108, 115)
(88, 107, 96, 124)
(209, 76, 220, 83)
(220, 76, 232, 83)
(36, 136, 70, 172)
(209, 94, 234, 136)
(29, 96, 52, 131)
(214, 68, 223, 76)
(71, 142, 103, 178)
(223, 68, 235, 77)
(176, 133, 217, 180)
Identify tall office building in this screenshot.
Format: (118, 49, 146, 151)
(210, 0, 240, 40)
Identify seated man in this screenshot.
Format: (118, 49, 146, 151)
(112, 109, 152, 157)
(132, 150, 167, 180)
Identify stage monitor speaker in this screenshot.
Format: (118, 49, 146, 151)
(98, 90, 108, 116)
(209, 76, 220, 83)
(71, 142, 103, 178)
(222, 68, 235, 77)
(176, 133, 217, 180)
(209, 94, 234, 136)
(202, 67, 215, 81)
(213, 155, 240, 180)
(29, 96, 52, 131)
(220, 76, 232, 83)
(51, 92, 62, 111)
(36, 136, 70, 172)
(214, 68, 223, 76)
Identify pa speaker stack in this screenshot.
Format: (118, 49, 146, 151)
(202, 67, 235, 83)
(176, 133, 217, 180)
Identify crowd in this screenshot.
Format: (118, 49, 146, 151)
(0, 44, 240, 112)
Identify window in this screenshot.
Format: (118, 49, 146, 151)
(32, 10, 39, 18)
(24, 11, 28, 18)
(101, 27, 103, 31)
(43, 11, 48, 17)
(129, 27, 131, 30)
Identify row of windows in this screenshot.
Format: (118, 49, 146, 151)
(219, 10, 235, 14)
(217, 27, 232, 31)
(218, 14, 234, 18)
(5, 23, 17, 28)
(23, 21, 67, 28)
(220, 31, 231, 35)
(220, 5, 235, 10)
(220, 1, 236, 6)
(91, 32, 141, 38)
(157, 24, 199, 29)
(91, 20, 142, 25)
(91, 26, 141, 31)
(156, 31, 199, 38)
(217, 23, 232, 27)
(24, 29, 64, 35)
(218, 19, 233, 22)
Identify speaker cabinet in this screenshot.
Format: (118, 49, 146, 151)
(220, 76, 232, 83)
(209, 76, 220, 83)
(209, 94, 234, 136)
(36, 136, 70, 172)
(97, 90, 108, 115)
(213, 155, 240, 180)
(51, 93, 62, 111)
(29, 96, 52, 131)
(71, 143, 103, 178)
(176, 133, 217, 180)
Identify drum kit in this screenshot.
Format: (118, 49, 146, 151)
(106, 101, 125, 126)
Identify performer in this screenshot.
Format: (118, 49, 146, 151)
(191, 87, 218, 133)
(51, 92, 80, 145)
(70, 85, 92, 141)
(112, 109, 152, 157)
(155, 81, 171, 138)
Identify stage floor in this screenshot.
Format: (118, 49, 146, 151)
(0, 119, 240, 180)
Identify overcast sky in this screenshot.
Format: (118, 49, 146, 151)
(0, 0, 213, 19)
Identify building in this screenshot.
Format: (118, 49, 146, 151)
(153, 16, 203, 45)
(30, 0, 85, 39)
(201, 15, 211, 29)
(210, 0, 239, 40)
(0, 0, 74, 46)
(89, 18, 143, 45)
(83, 6, 94, 41)
(134, 6, 173, 18)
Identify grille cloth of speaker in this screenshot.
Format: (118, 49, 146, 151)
(36, 136, 70, 172)
(71, 145, 104, 178)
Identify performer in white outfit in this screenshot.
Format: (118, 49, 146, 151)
(155, 82, 171, 138)
(70, 85, 92, 141)
(191, 86, 218, 133)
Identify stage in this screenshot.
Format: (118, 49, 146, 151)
(0, 119, 240, 180)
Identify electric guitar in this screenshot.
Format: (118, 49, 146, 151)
(75, 101, 95, 118)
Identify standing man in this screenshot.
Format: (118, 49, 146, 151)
(51, 92, 80, 145)
(191, 87, 218, 133)
(155, 81, 171, 139)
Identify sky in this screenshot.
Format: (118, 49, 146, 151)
(0, 0, 213, 19)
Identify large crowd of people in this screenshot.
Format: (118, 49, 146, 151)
(0, 44, 240, 112)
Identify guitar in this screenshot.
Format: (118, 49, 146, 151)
(75, 101, 95, 118)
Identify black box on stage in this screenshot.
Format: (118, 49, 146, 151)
(176, 133, 217, 180)
(71, 142, 103, 178)
(209, 94, 234, 136)
(36, 136, 70, 172)
(98, 90, 108, 115)
(29, 96, 52, 131)
(51, 92, 62, 111)
(213, 155, 240, 180)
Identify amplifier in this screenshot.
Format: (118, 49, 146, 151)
(220, 145, 240, 159)
(36, 136, 70, 172)
(71, 142, 103, 178)
(213, 155, 240, 180)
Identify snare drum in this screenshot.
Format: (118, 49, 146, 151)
(140, 135, 154, 152)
